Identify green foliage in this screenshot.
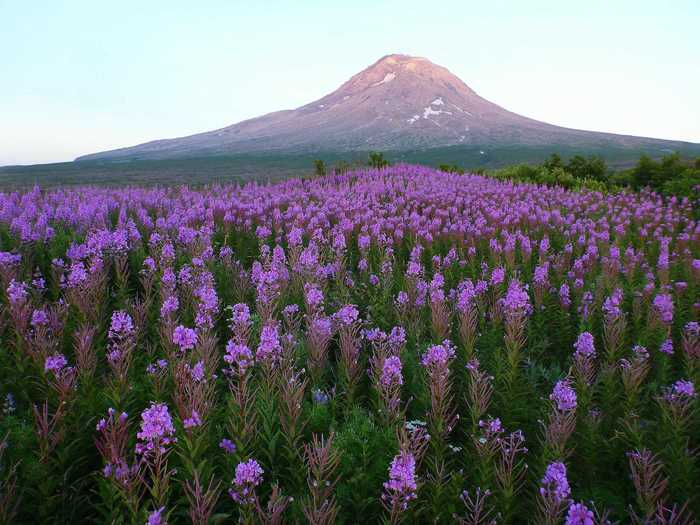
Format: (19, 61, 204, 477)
(438, 164, 465, 174)
(483, 152, 697, 198)
(332, 159, 366, 175)
(662, 170, 700, 200)
(487, 163, 584, 190)
(565, 154, 607, 181)
(313, 159, 326, 177)
(368, 152, 390, 169)
(542, 153, 564, 171)
(334, 408, 395, 521)
(622, 153, 700, 199)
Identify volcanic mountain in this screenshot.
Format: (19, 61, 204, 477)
(77, 54, 698, 161)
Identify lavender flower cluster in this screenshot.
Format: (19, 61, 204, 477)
(0, 165, 698, 523)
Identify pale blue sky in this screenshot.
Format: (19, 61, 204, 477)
(1, 0, 699, 165)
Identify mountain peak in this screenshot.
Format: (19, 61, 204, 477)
(376, 53, 427, 64)
(335, 53, 476, 100)
(364, 53, 454, 79)
(76, 54, 698, 161)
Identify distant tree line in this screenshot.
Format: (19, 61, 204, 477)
(312, 151, 699, 201)
(446, 153, 700, 200)
(313, 152, 391, 177)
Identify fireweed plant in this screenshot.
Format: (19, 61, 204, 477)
(0, 165, 698, 524)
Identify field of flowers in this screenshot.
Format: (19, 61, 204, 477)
(0, 164, 698, 524)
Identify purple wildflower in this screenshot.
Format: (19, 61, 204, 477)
(387, 326, 407, 353)
(31, 308, 49, 328)
(478, 416, 503, 436)
(550, 380, 577, 412)
(146, 359, 168, 375)
(559, 283, 571, 309)
(172, 325, 197, 352)
(334, 304, 360, 326)
(229, 459, 264, 505)
(6, 279, 28, 305)
(501, 279, 532, 317)
(665, 379, 696, 401)
(135, 402, 176, 455)
(45, 353, 68, 374)
(565, 502, 594, 525)
(183, 410, 202, 429)
(534, 263, 549, 285)
(220, 438, 237, 454)
(456, 280, 476, 313)
(382, 451, 417, 512)
(147, 507, 167, 525)
(602, 288, 624, 320)
(573, 332, 596, 359)
(381, 356, 403, 388)
(420, 340, 456, 371)
(256, 323, 283, 365)
(304, 283, 324, 310)
(490, 267, 505, 286)
(109, 310, 134, 339)
(540, 462, 571, 503)
(228, 302, 251, 328)
(224, 341, 254, 373)
(686, 321, 700, 337)
(312, 388, 330, 405)
(160, 296, 179, 319)
(659, 338, 674, 356)
(652, 293, 674, 324)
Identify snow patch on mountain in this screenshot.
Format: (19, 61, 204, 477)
(423, 106, 452, 118)
(372, 72, 396, 87)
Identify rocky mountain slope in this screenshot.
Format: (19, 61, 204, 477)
(77, 54, 698, 161)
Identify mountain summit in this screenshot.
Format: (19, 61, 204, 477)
(77, 54, 697, 161)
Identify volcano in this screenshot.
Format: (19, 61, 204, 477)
(77, 54, 698, 161)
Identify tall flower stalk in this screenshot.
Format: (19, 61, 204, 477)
(500, 279, 531, 390)
(302, 433, 340, 525)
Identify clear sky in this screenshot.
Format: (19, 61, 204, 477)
(1, 0, 699, 165)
